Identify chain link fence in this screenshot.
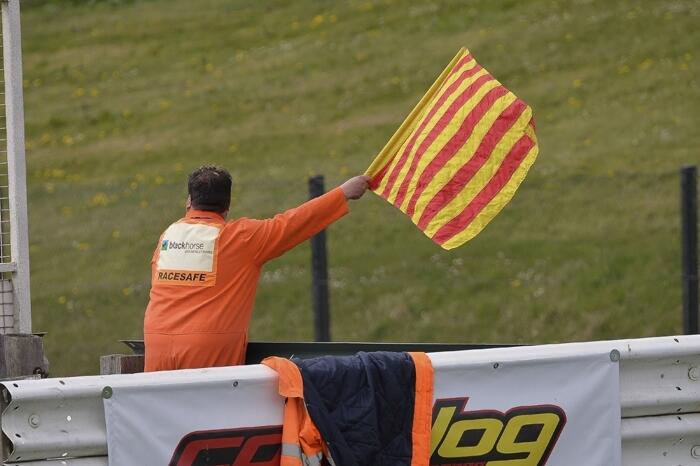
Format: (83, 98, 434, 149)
(0, 10, 14, 333)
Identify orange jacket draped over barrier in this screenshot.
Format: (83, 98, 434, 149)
(263, 353, 434, 466)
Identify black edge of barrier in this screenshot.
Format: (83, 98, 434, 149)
(244, 342, 521, 364)
(121, 340, 521, 364)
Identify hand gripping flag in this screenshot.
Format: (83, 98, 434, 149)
(365, 48, 539, 250)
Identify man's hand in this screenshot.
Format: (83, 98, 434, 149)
(340, 175, 371, 200)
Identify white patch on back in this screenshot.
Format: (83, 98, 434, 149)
(157, 223, 220, 272)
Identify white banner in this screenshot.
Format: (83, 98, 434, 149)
(430, 349, 621, 466)
(104, 366, 284, 466)
(104, 350, 620, 466)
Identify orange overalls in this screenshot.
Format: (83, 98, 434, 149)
(144, 188, 348, 371)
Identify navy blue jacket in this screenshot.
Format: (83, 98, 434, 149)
(295, 351, 417, 466)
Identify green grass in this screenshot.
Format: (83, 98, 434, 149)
(19, 0, 699, 375)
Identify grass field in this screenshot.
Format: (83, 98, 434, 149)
(19, 0, 699, 375)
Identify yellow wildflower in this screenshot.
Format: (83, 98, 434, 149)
(89, 192, 110, 207)
(638, 58, 653, 71)
(567, 97, 582, 108)
(310, 15, 324, 28)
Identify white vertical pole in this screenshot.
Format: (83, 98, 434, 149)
(1, 0, 31, 334)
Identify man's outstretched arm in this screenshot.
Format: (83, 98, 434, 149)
(248, 176, 369, 263)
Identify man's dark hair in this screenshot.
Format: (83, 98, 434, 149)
(188, 165, 232, 212)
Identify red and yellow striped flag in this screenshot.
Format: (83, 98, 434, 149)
(365, 48, 539, 250)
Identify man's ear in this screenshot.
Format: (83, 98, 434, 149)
(186, 195, 192, 210)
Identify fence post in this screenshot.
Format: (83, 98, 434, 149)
(681, 166, 698, 335)
(308, 176, 331, 342)
(1, 0, 31, 334)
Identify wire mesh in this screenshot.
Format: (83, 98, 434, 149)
(0, 25, 14, 334)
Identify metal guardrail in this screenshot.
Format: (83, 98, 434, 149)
(2, 335, 700, 465)
(4, 459, 105, 466)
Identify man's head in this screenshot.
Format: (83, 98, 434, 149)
(187, 165, 232, 214)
